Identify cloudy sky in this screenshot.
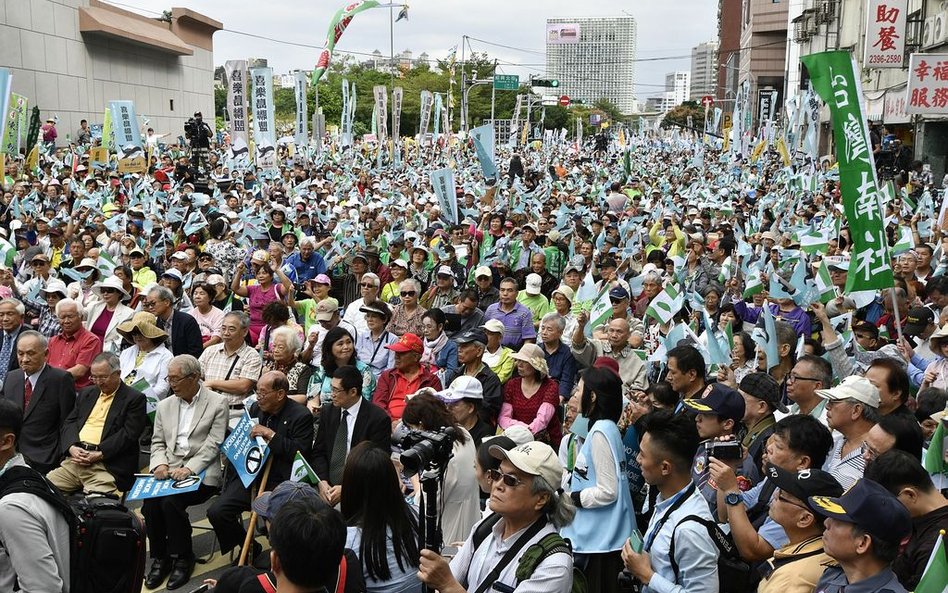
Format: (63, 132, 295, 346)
(108, 0, 717, 99)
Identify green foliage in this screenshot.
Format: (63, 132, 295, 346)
(661, 102, 705, 130)
(214, 87, 226, 119)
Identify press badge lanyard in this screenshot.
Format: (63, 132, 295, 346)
(643, 482, 697, 552)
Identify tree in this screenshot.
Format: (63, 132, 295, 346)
(214, 87, 226, 119)
(661, 101, 704, 131)
(593, 99, 624, 123)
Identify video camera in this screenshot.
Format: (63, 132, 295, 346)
(184, 112, 211, 148)
(399, 427, 457, 477)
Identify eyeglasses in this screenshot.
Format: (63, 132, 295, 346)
(776, 493, 811, 511)
(167, 374, 194, 385)
(142, 300, 156, 308)
(786, 373, 820, 384)
(486, 468, 526, 488)
(861, 441, 881, 460)
(30, 260, 48, 266)
(400, 291, 417, 297)
(360, 283, 377, 288)
(99, 288, 117, 294)
(90, 372, 118, 382)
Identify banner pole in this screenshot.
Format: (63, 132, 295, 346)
(889, 288, 905, 346)
(237, 457, 274, 566)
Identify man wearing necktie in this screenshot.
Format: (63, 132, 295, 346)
(0, 330, 76, 474)
(311, 365, 391, 507)
(0, 299, 27, 386)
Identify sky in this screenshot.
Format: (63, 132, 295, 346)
(105, 0, 717, 100)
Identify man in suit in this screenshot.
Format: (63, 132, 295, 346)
(0, 330, 76, 474)
(145, 286, 202, 359)
(312, 365, 391, 507)
(143, 355, 229, 590)
(0, 298, 27, 385)
(207, 370, 314, 565)
(47, 351, 147, 495)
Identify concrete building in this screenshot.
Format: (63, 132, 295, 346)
(0, 0, 221, 146)
(788, 0, 947, 185)
(666, 71, 691, 107)
(738, 0, 788, 127)
(545, 16, 637, 114)
(717, 0, 743, 109)
(690, 41, 719, 100)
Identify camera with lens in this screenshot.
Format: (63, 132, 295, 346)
(399, 427, 457, 477)
(184, 112, 211, 149)
(617, 569, 642, 592)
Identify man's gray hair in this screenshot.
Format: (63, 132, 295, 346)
(224, 311, 251, 332)
(540, 312, 566, 333)
(55, 298, 84, 318)
(846, 398, 881, 423)
(0, 298, 25, 316)
(530, 475, 576, 529)
(362, 273, 380, 288)
(170, 354, 203, 380)
(92, 351, 121, 373)
(149, 285, 175, 304)
(271, 325, 302, 353)
(18, 329, 47, 350)
(643, 271, 662, 285)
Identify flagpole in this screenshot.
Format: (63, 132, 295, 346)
(390, 4, 395, 165)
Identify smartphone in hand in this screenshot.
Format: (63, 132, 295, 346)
(629, 528, 644, 553)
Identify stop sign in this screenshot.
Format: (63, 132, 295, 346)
(559, 95, 571, 107)
(700, 95, 714, 108)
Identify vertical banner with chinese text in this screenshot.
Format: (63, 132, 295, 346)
(295, 71, 308, 147)
(224, 60, 248, 152)
(2, 94, 27, 156)
(864, 0, 907, 68)
(250, 66, 276, 170)
(109, 100, 145, 172)
(801, 51, 894, 292)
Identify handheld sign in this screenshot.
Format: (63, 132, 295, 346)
(126, 471, 205, 502)
(221, 411, 271, 488)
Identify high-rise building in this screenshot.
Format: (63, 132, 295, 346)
(716, 0, 742, 109)
(738, 0, 788, 125)
(665, 71, 691, 107)
(545, 16, 637, 114)
(690, 41, 718, 100)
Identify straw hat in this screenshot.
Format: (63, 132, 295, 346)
(511, 343, 549, 377)
(92, 276, 130, 300)
(117, 311, 167, 341)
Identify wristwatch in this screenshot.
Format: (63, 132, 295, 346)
(725, 492, 743, 507)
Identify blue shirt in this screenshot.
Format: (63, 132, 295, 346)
(544, 341, 577, 399)
(285, 251, 327, 283)
(642, 483, 720, 593)
(484, 302, 536, 349)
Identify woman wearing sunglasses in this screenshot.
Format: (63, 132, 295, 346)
(387, 279, 426, 337)
(84, 276, 134, 353)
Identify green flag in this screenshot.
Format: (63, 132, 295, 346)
(914, 529, 947, 593)
(800, 51, 894, 293)
(645, 283, 683, 325)
(923, 420, 945, 476)
(814, 262, 836, 304)
(290, 451, 320, 485)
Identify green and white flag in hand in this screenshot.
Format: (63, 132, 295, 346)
(891, 225, 915, 255)
(814, 263, 837, 304)
(800, 51, 894, 293)
(799, 228, 830, 255)
(717, 256, 733, 283)
(0, 237, 14, 268)
(645, 283, 684, 325)
(914, 526, 947, 593)
(588, 289, 613, 331)
(290, 451, 320, 485)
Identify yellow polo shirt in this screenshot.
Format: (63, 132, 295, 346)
(78, 391, 117, 445)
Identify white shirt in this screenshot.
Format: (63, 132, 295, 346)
(26, 365, 45, 393)
(340, 397, 362, 454)
(175, 393, 200, 456)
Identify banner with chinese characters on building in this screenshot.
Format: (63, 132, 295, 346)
(250, 66, 276, 170)
(800, 51, 894, 293)
(864, 0, 907, 68)
(906, 53, 948, 114)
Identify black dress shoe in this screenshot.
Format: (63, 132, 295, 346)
(165, 557, 195, 590)
(144, 558, 172, 589)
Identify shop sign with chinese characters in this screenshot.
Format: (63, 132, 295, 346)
(864, 0, 907, 68)
(906, 54, 948, 114)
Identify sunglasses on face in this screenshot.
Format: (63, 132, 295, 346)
(360, 283, 377, 288)
(486, 469, 526, 488)
(99, 288, 117, 294)
(31, 260, 48, 266)
(400, 291, 417, 297)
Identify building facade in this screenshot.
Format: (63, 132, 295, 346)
(690, 41, 719, 100)
(0, 0, 221, 146)
(545, 16, 637, 114)
(717, 0, 743, 109)
(666, 71, 691, 107)
(739, 0, 789, 128)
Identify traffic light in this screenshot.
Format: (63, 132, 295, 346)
(532, 78, 560, 88)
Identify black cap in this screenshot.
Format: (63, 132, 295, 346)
(808, 478, 912, 544)
(739, 372, 788, 414)
(904, 307, 936, 337)
(766, 464, 842, 506)
(457, 328, 488, 345)
(682, 383, 745, 422)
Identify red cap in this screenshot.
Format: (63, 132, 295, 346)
(593, 356, 621, 378)
(386, 333, 423, 354)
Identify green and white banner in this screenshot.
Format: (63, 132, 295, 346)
(800, 51, 894, 293)
(250, 66, 276, 170)
(2, 93, 27, 156)
(311, 1, 404, 85)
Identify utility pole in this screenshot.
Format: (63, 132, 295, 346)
(460, 36, 467, 133)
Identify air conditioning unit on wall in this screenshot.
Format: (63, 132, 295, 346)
(923, 10, 948, 49)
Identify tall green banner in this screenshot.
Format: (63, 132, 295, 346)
(800, 51, 894, 293)
(25, 106, 40, 153)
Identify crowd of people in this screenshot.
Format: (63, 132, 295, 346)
(0, 116, 945, 593)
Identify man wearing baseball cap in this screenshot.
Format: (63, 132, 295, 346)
(817, 376, 880, 489)
(418, 441, 576, 593)
(682, 383, 746, 510)
(756, 465, 843, 593)
(809, 478, 912, 593)
(446, 328, 502, 426)
(372, 333, 441, 421)
(436, 375, 493, 447)
(737, 372, 786, 484)
(472, 266, 499, 310)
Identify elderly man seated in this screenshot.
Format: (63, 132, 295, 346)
(198, 311, 263, 415)
(47, 352, 147, 496)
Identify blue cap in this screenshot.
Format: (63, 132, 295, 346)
(682, 383, 745, 423)
(251, 481, 322, 520)
(808, 478, 911, 544)
(609, 286, 630, 301)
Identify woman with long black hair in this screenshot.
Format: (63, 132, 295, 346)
(341, 442, 422, 593)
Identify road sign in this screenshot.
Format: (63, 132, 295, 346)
(723, 113, 732, 129)
(493, 74, 520, 91)
(700, 95, 714, 108)
(559, 95, 571, 107)
(541, 97, 558, 106)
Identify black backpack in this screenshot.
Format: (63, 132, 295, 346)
(0, 465, 146, 593)
(668, 515, 756, 593)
